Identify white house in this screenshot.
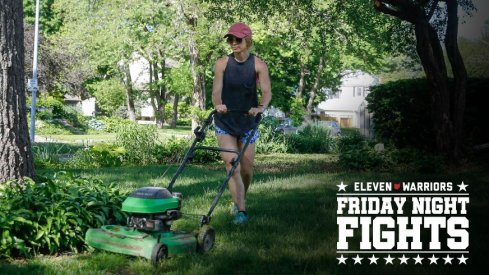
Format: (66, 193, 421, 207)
(317, 71, 378, 136)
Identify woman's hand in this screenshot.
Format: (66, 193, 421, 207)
(248, 106, 264, 116)
(216, 104, 228, 113)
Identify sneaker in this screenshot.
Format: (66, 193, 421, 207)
(233, 212, 249, 225)
(230, 203, 239, 215)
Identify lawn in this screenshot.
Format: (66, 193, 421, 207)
(1, 154, 487, 274)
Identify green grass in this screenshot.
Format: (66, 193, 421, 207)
(1, 154, 488, 274)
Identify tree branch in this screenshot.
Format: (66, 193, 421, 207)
(426, 0, 439, 20)
(373, 0, 416, 23)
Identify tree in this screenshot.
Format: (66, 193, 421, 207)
(1, 0, 35, 182)
(373, 0, 474, 160)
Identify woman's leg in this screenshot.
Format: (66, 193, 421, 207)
(217, 134, 246, 211)
(238, 142, 256, 194)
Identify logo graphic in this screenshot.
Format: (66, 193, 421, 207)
(336, 181, 469, 265)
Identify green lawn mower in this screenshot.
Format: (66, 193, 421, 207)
(85, 110, 262, 263)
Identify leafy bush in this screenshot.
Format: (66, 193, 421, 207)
(71, 143, 126, 168)
(156, 132, 220, 164)
(86, 78, 126, 116)
(289, 97, 307, 126)
(337, 131, 391, 170)
(37, 96, 65, 119)
(116, 124, 159, 165)
(286, 125, 334, 153)
(0, 174, 127, 258)
(366, 78, 489, 150)
(86, 117, 106, 131)
(35, 119, 72, 135)
(256, 117, 288, 154)
(99, 116, 134, 133)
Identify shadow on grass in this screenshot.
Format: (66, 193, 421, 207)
(6, 157, 488, 274)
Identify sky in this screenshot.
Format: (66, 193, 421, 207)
(459, 0, 489, 39)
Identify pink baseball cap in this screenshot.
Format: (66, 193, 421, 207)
(224, 22, 252, 38)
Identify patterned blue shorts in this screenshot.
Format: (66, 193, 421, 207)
(214, 125, 260, 144)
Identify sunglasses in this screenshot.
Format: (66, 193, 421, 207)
(226, 36, 244, 44)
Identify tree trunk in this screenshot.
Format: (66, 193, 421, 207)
(152, 61, 166, 128)
(1, 0, 35, 182)
(445, 0, 467, 160)
(414, 17, 452, 154)
(171, 95, 180, 128)
(188, 18, 205, 130)
(296, 62, 306, 99)
(374, 0, 468, 161)
(306, 56, 324, 114)
(121, 59, 136, 121)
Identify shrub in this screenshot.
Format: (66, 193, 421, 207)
(337, 131, 391, 170)
(156, 133, 220, 164)
(86, 117, 106, 131)
(37, 96, 65, 119)
(0, 174, 127, 258)
(366, 78, 489, 150)
(35, 119, 72, 135)
(99, 116, 134, 133)
(116, 124, 159, 165)
(71, 143, 126, 168)
(286, 125, 334, 153)
(256, 116, 288, 154)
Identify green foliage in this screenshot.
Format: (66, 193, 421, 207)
(32, 143, 68, 168)
(37, 96, 66, 119)
(289, 98, 306, 126)
(156, 133, 220, 165)
(190, 107, 213, 126)
(35, 120, 72, 135)
(0, 174, 127, 258)
(366, 79, 434, 150)
(367, 78, 489, 150)
(286, 125, 334, 154)
(256, 117, 288, 154)
(115, 124, 159, 165)
(72, 143, 126, 168)
(99, 116, 135, 133)
(86, 79, 126, 116)
(337, 131, 391, 170)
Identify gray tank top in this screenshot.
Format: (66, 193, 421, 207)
(214, 53, 258, 136)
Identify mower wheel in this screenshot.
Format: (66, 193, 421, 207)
(197, 225, 215, 253)
(151, 243, 168, 264)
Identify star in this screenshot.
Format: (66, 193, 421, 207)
(458, 254, 468, 264)
(337, 254, 347, 264)
(413, 254, 423, 264)
(384, 254, 394, 264)
(353, 254, 363, 264)
(457, 181, 468, 192)
(337, 181, 348, 192)
(399, 254, 409, 264)
(443, 254, 453, 264)
(368, 254, 378, 264)
(429, 254, 438, 264)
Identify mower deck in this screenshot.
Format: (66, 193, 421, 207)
(86, 225, 196, 260)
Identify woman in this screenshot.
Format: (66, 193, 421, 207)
(212, 22, 272, 224)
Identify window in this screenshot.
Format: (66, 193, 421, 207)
(356, 87, 363, 96)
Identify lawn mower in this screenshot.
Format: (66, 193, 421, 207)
(85, 110, 262, 263)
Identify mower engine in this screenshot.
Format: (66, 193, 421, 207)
(122, 187, 182, 232)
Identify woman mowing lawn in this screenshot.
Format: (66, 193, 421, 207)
(212, 22, 272, 225)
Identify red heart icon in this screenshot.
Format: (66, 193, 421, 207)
(394, 183, 401, 190)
